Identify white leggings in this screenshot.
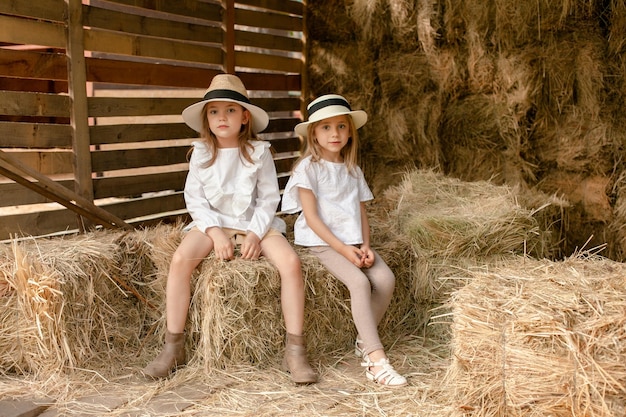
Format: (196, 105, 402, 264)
(308, 246, 395, 355)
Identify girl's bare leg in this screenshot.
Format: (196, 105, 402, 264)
(261, 235, 317, 383)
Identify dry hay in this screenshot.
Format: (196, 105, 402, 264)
(306, 1, 355, 43)
(307, 41, 376, 104)
(0, 231, 150, 380)
(377, 169, 562, 302)
(369, 52, 442, 168)
(443, 254, 626, 416)
(0, 220, 424, 383)
(350, 0, 423, 51)
(439, 94, 535, 186)
(449, 0, 599, 50)
(182, 243, 423, 373)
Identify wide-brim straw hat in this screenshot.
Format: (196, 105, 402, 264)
(182, 74, 269, 133)
(294, 94, 368, 137)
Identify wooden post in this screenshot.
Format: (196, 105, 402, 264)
(300, 0, 309, 119)
(223, 0, 235, 74)
(66, 0, 95, 231)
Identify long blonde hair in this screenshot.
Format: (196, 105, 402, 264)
(295, 115, 360, 174)
(187, 103, 259, 166)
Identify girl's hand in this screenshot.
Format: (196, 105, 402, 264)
(240, 232, 262, 260)
(360, 245, 375, 268)
(340, 244, 366, 268)
(207, 227, 234, 260)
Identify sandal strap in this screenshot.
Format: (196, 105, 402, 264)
(360, 357, 390, 368)
(371, 364, 405, 385)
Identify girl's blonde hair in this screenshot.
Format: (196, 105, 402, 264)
(295, 114, 360, 174)
(187, 103, 259, 166)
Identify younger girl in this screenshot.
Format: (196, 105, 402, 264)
(282, 94, 407, 387)
(143, 74, 317, 384)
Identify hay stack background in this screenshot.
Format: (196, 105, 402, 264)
(444, 254, 626, 416)
(306, 0, 626, 261)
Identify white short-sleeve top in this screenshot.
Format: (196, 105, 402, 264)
(282, 155, 374, 246)
(184, 140, 286, 238)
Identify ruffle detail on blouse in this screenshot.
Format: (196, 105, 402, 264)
(192, 140, 270, 218)
(281, 158, 313, 214)
(231, 141, 269, 216)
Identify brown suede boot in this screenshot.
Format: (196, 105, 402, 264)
(281, 333, 318, 384)
(142, 330, 186, 379)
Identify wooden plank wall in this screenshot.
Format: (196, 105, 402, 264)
(0, 0, 304, 240)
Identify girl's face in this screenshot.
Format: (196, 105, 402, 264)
(312, 115, 351, 162)
(205, 101, 249, 146)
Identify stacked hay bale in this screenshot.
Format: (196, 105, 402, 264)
(373, 170, 564, 306)
(444, 255, 626, 416)
(305, 0, 626, 260)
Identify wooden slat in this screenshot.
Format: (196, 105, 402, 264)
(0, 194, 186, 240)
(0, 77, 67, 96)
(265, 117, 300, 134)
(85, 57, 300, 90)
(268, 136, 300, 154)
(87, 97, 194, 117)
(231, 73, 301, 91)
(274, 154, 298, 173)
(0, 49, 68, 81)
(0, 149, 131, 230)
(83, 5, 222, 43)
(1, 150, 73, 176)
(86, 57, 220, 87)
(0, 91, 71, 117)
(0, 0, 66, 22)
(235, 8, 302, 32)
(93, 171, 187, 199)
(0, 179, 73, 207)
(0, 209, 80, 240)
(90, 123, 195, 145)
(255, 97, 301, 111)
(0, 122, 72, 148)
(0, 15, 66, 49)
(236, 51, 302, 73)
(84, 28, 223, 65)
(235, 30, 302, 53)
(100, 0, 223, 22)
(91, 146, 189, 172)
(236, 0, 303, 16)
(105, 192, 186, 222)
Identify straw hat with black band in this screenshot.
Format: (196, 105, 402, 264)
(182, 74, 269, 134)
(294, 94, 368, 137)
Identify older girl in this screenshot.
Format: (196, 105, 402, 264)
(143, 74, 317, 384)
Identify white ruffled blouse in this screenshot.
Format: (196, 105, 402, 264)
(281, 156, 374, 246)
(184, 140, 285, 238)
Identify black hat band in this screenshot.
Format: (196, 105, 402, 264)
(307, 97, 351, 118)
(204, 89, 250, 104)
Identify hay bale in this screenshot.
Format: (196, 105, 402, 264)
(377, 169, 562, 302)
(443, 255, 626, 416)
(113, 222, 419, 372)
(308, 41, 376, 102)
(0, 232, 149, 377)
(439, 94, 534, 185)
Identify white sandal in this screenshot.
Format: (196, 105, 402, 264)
(354, 338, 365, 358)
(361, 357, 407, 387)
